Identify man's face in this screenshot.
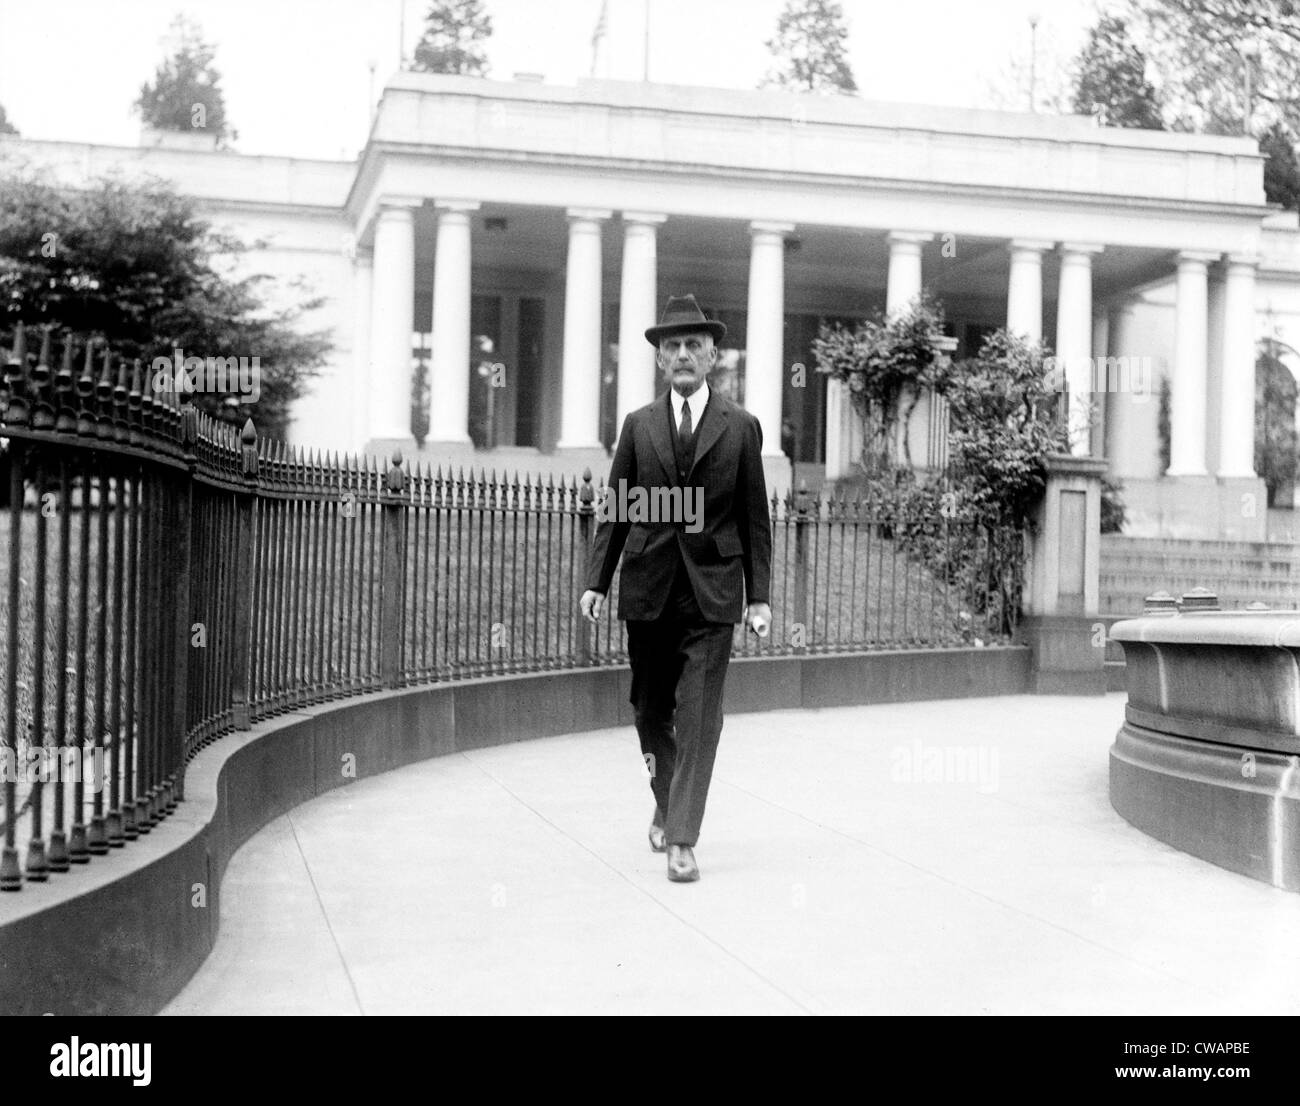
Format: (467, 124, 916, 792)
(657, 331, 716, 397)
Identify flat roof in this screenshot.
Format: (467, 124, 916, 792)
(383, 71, 1261, 157)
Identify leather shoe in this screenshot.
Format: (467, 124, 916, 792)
(667, 844, 699, 882)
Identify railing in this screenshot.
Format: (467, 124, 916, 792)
(0, 326, 1025, 890)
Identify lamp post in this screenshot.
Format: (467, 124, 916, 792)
(1240, 38, 1260, 135)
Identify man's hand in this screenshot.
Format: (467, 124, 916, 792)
(580, 589, 605, 624)
(746, 602, 772, 638)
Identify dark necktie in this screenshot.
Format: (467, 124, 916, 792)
(678, 400, 693, 450)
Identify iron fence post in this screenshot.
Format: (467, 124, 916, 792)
(379, 450, 408, 689)
(793, 480, 811, 654)
(168, 399, 197, 806)
(578, 468, 595, 665)
(1, 439, 24, 890)
(229, 417, 259, 730)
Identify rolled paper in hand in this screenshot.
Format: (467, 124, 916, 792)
(750, 612, 770, 637)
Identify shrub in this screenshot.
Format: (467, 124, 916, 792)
(813, 293, 951, 474)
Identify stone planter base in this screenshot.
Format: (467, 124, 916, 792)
(1109, 611, 1300, 892)
(1110, 719, 1300, 890)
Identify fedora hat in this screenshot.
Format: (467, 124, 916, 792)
(644, 294, 727, 346)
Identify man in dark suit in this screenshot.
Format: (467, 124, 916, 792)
(580, 294, 772, 882)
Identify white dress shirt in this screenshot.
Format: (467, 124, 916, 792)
(670, 381, 709, 440)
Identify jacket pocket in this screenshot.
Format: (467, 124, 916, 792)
(624, 527, 648, 554)
(714, 530, 744, 558)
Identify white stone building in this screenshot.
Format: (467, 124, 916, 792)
(6, 71, 1300, 538)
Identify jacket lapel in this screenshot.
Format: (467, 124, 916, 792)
(649, 392, 678, 484)
(687, 397, 729, 482)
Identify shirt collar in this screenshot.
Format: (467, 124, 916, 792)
(670, 381, 709, 424)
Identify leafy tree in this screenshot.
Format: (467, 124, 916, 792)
(762, 0, 857, 94)
(939, 329, 1068, 528)
(0, 169, 329, 439)
(1260, 122, 1300, 210)
(1117, 1, 1300, 208)
(1101, 476, 1128, 533)
(824, 324, 1065, 636)
(1255, 339, 1298, 506)
(815, 303, 1073, 528)
(1072, 15, 1164, 128)
(813, 294, 949, 473)
(134, 15, 236, 145)
(1125, 0, 1300, 135)
(0, 105, 18, 136)
(411, 0, 493, 76)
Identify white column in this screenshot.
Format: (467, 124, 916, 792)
(1090, 308, 1109, 459)
(825, 379, 848, 480)
(1168, 251, 1218, 476)
(885, 231, 932, 315)
(557, 208, 611, 450)
(884, 231, 934, 465)
(1218, 254, 1260, 477)
(368, 199, 419, 442)
(747, 221, 794, 457)
(825, 375, 867, 479)
(352, 248, 373, 452)
(427, 200, 479, 444)
(1105, 303, 1138, 476)
(1007, 239, 1052, 343)
(616, 212, 665, 430)
(1204, 267, 1227, 475)
(1056, 243, 1104, 456)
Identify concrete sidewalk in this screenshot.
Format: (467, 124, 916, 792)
(163, 694, 1300, 1016)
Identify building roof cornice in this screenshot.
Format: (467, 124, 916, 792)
(380, 72, 1261, 157)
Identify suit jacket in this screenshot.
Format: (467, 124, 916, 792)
(586, 390, 772, 624)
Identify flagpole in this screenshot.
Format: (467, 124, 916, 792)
(591, 0, 608, 77)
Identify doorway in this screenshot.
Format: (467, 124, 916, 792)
(468, 293, 546, 449)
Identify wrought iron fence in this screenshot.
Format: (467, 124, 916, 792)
(0, 326, 1025, 890)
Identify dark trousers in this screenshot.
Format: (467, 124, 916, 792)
(626, 565, 734, 847)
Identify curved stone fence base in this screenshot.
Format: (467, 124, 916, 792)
(0, 647, 1029, 1016)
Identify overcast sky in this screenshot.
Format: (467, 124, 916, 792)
(0, 0, 1101, 161)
